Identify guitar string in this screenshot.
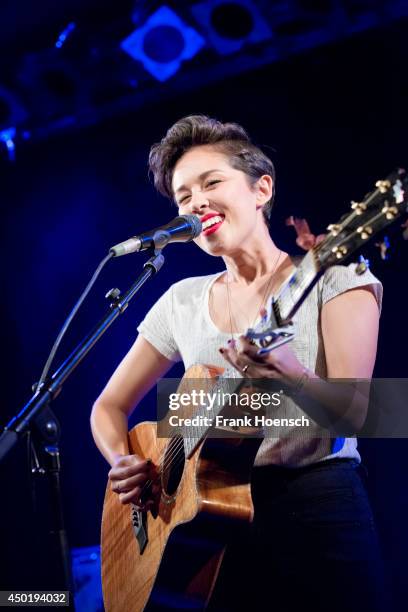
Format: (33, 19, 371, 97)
(151, 391, 219, 481)
(135, 317, 286, 503)
(133, 374, 232, 500)
(137, 432, 208, 502)
(156, 367, 243, 473)
(138, 411, 264, 505)
(149, 370, 238, 478)
(135, 435, 193, 501)
(136, 375, 249, 503)
(135, 406, 215, 498)
(151, 400, 213, 475)
(151, 399, 214, 477)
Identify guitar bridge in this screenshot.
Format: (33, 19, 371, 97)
(131, 504, 148, 554)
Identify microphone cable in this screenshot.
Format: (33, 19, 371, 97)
(34, 252, 114, 395)
(33, 214, 201, 394)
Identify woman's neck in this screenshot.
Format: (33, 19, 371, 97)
(222, 238, 284, 285)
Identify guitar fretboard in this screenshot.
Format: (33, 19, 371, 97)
(182, 369, 243, 457)
(273, 249, 322, 324)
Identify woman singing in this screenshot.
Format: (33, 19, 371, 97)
(91, 115, 386, 611)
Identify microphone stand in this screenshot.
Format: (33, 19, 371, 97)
(0, 248, 165, 599)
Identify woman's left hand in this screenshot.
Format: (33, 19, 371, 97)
(219, 335, 305, 386)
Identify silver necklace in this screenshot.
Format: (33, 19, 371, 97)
(225, 250, 282, 341)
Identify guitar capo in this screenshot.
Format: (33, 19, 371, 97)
(246, 300, 295, 354)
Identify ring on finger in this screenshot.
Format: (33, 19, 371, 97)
(241, 364, 250, 376)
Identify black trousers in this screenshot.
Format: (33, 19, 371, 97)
(208, 459, 388, 612)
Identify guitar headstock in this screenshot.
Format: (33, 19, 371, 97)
(246, 168, 408, 354)
(315, 168, 408, 268)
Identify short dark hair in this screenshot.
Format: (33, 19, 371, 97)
(148, 115, 276, 222)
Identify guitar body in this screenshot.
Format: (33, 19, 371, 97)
(101, 365, 262, 612)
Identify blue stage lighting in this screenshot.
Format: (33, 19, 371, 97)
(0, 127, 16, 162)
(191, 0, 272, 55)
(0, 86, 27, 161)
(72, 545, 103, 612)
(121, 6, 205, 82)
(55, 22, 77, 49)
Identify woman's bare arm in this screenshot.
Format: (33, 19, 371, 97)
(221, 286, 380, 432)
(91, 335, 174, 467)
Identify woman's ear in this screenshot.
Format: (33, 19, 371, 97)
(255, 174, 273, 209)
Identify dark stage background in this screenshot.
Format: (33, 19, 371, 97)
(0, 2, 407, 610)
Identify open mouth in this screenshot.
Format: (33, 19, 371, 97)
(201, 214, 224, 236)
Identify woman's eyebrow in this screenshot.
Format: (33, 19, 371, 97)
(174, 169, 224, 194)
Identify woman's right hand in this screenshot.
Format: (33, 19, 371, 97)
(108, 454, 160, 509)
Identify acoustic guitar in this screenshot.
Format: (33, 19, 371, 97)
(101, 170, 407, 611)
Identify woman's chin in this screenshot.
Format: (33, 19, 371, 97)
(195, 237, 226, 257)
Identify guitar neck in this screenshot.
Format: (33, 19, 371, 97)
(274, 170, 408, 325)
(183, 372, 244, 457)
(273, 249, 323, 324)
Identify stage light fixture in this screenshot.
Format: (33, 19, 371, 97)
(121, 6, 205, 82)
(191, 0, 271, 55)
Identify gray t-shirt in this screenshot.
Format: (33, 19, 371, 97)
(137, 263, 382, 467)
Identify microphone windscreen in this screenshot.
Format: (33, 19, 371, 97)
(180, 214, 202, 238)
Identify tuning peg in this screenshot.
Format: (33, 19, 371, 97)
(331, 245, 348, 259)
(382, 203, 399, 220)
(327, 223, 341, 236)
(351, 201, 367, 214)
(357, 226, 373, 240)
(375, 180, 391, 193)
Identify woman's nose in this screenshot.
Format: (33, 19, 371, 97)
(189, 192, 209, 214)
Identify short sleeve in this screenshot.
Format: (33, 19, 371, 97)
(319, 263, 383, 313)
(137, 285, 182, 362)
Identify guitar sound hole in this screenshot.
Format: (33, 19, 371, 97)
(161, 435, 185, 496)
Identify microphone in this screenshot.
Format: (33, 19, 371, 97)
(110, 215, 202, 257)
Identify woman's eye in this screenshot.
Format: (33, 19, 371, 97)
(177, 180, 221, 205)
